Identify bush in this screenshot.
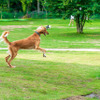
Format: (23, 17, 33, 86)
(0, 12, 24, 19)
(0, 11, 99, 19)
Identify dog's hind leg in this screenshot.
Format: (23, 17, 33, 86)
(7, 47, 18, 68)
(8, 55, 17, 68)
(5, 47, 12, 66)
(8, 52, 17, 68)
(5, 55, 10, 64)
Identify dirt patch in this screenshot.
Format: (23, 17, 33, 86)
(82, 93, 100, 99)
(62, 93, 100, 100)
(62, 96, 85, 100)
(0, 25, 32, 31)
(86, 27, 100, 29)
(54, 26, 75, 28)
(54, 26, 100, 29)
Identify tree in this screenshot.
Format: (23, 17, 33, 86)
(37, 0, 40, 14)
(7, 0, 10, 9)
(41, 0, 48, 18)
(62, 0, 72, 5)
(64, 0, 100, 33)
(0, 0, 8, 19)
(20, 0, 33, 14)
(27, 0, 33, 14)
(43, 0, 100, 33)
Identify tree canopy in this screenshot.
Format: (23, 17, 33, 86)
(44, 0, 100, 33)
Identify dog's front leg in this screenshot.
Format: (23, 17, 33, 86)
(35, 47, 46, 57)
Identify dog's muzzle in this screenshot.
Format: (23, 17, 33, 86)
(44, 33, 49, 36)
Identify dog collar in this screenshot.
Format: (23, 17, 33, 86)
(35, 31, 40, 36)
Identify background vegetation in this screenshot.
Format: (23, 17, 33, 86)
(0, 0, 100, 33)
(0, 0, 100, 19)
(0, 0, 100, 100)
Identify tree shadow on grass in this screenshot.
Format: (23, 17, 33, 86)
(0, 57, 100, 100)
(0, 57, 100, 83)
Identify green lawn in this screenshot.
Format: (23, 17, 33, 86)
(0, 19, 100, 100)
(0, 50, 100, 100)
(0, 19, 100, 49)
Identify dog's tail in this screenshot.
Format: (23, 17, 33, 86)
(0, 31, 11, 45)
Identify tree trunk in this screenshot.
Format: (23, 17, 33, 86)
(76, 24, 83, 33)
(37, 0, 40, 14)
(7, 0, 10, 9)
(76, 15, 84, 34)
(1, 10, 2, 19)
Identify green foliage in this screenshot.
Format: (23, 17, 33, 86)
(0, 0, 99, 20)
(43, 0, 100, 33)
(63, 0, 72, 5)
(20, 0, 33, 14)
(0, 11, 24, 19)
(0, 1, 8, 12)
(44, 0, 100, 19)
(20, 0, 26, 13)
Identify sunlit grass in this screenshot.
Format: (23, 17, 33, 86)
(0, 19, 100, 99)
(0, 19, 100, 49)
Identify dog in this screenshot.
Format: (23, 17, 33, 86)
(0, 25, 50, 68)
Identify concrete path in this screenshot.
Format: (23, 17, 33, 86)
(46, 48, 100, 51)
(1, 48, 100, 51)
(0, 48, 8, 50)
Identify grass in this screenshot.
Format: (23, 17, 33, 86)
(0, 19, 28, 22)
(0, 19, 100, 100)
(0, 19, 100, 49)
(0, 50, 100, 100)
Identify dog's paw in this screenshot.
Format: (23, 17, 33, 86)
(43, 54, 46, 57)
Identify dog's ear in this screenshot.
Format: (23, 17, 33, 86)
(46, 25, 51, 29)
(37, 26, 43, 30)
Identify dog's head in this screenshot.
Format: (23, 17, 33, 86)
(36, 25, 50, 36)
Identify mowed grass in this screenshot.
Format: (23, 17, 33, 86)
(0, 19, 100, 48)
(0, 19, 100, 100)
(0, 50, 100, 100)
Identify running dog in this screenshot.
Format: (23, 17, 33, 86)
(0, 25, 50, 68)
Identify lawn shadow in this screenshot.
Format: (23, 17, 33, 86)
(0, 57, 100, 100)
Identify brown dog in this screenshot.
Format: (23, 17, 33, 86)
(0, 26, 50, 68)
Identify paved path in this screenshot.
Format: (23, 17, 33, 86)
(1, 48, 100, 51)
(46, 48, 100, 51)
